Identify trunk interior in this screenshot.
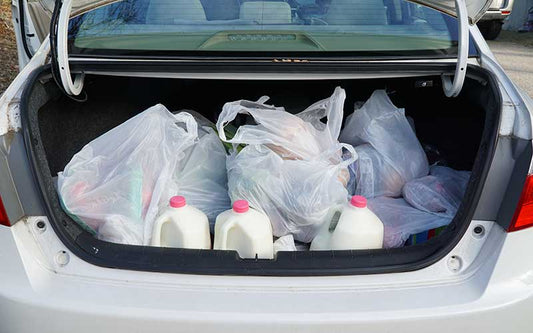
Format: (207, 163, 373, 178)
(22, 66, 500, 275)
(39, 76, 484, 176)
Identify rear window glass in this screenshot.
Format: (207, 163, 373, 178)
(68, 0, 463, 56)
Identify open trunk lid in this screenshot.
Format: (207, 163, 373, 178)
(47, 0, 487, 99)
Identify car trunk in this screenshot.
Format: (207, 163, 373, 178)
(21, 65, 500, 276)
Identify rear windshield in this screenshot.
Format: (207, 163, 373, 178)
(68, 0, 462, 57)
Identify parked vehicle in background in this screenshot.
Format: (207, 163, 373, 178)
(477, 0, 514, 39)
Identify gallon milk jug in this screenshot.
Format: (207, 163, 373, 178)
(214, 200, 274, 259)
(310, 195, 384, 250)
(150, 196, 211, 249)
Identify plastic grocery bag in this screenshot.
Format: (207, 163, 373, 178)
(217, 87, 356, 242)
(273, 234, 297, 253)
(58, 105, 230, 245)
(176, 125, 232, 229)
(345, 144, 405, 199)
(340, 90, 429, 197)
(403, 166, 470, 217)
(368, 197, 451, 248)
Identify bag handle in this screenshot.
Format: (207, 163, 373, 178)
(316, 143, 357, 168)
(339, 143, 357, 167)
(295, 87, 346, 140)
(173, 111, 199, 142)
(216, 96, 278, 143)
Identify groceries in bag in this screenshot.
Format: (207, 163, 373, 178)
(310, 195, 384, 250)
(403, 166, 471, 217)
(340, 90, 429, 198)
(217, 87, 357, 243)
(177, 123, 232, 227)
(58, 105, 231, 245)
(150, 196, 211, 249)
(407, 226, 447, 245)
(368, 166, 470, 248)
(214, 200, 274, 259)
(345, 144, 403, 199)
(368, 197, 451, 248)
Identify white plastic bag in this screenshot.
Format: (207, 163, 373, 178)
(345, 144, 405, 199)
(176, 125, 232, 229)
(340, 90, 429, 197)
(217, 87, 356, 242)
(368, 197, 451, 248)
(58, 105, 230, 245)
(403, 166, 470, 217)
(273, 234, 297, 253)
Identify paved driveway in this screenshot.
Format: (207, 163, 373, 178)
(487, 31, 533, 97)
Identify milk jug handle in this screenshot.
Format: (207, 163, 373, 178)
(150, 212, 171, 246)
(219, 218, 238, 251)
(323, 204, 344, 233)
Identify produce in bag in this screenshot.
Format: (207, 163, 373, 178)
(58, 105, 230, 245)
(340, 90, 429, 197)
(217, 87, 356, 242)
(402, 166, 471, 217)
(368, 197, 451, 248)
(345, 144, 403, 199)
(369, 166, 470, 248)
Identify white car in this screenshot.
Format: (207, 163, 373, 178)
(1, 0, 533, 332)
(478, 0, 515, 39)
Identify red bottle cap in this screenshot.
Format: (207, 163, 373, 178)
(233, 200, 249, 213)
(170, 196, 186, 208)
(350, 195, 367, 208)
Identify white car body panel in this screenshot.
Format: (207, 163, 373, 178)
(2, 216, 533, 332)
(469, 27, 533, 139)
(0, 39, 49, 135)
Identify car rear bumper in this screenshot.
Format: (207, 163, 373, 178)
(480, 10, 511, 21)
(2, 217, 533, 333)
(479, 0, 513, 22)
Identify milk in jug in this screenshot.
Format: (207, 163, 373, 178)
(310, 195, 384, 250)
(150, 196, 211, 249)
(214, 200, 274, 259)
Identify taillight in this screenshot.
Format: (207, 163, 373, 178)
(508, 175, 533, 232)
(501, 10, 511, 15)
(0, 195, 10, 227)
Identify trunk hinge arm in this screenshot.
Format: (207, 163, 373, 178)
(441, 0, 469, 98)
(52, 0, 84, 96)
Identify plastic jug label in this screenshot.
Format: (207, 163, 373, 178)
(328, 211, 342, 232)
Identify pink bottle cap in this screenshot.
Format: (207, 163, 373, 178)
(233, 200, 249, 213)
(170, 196, 186, 208)
(350, 195, 367, 208)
